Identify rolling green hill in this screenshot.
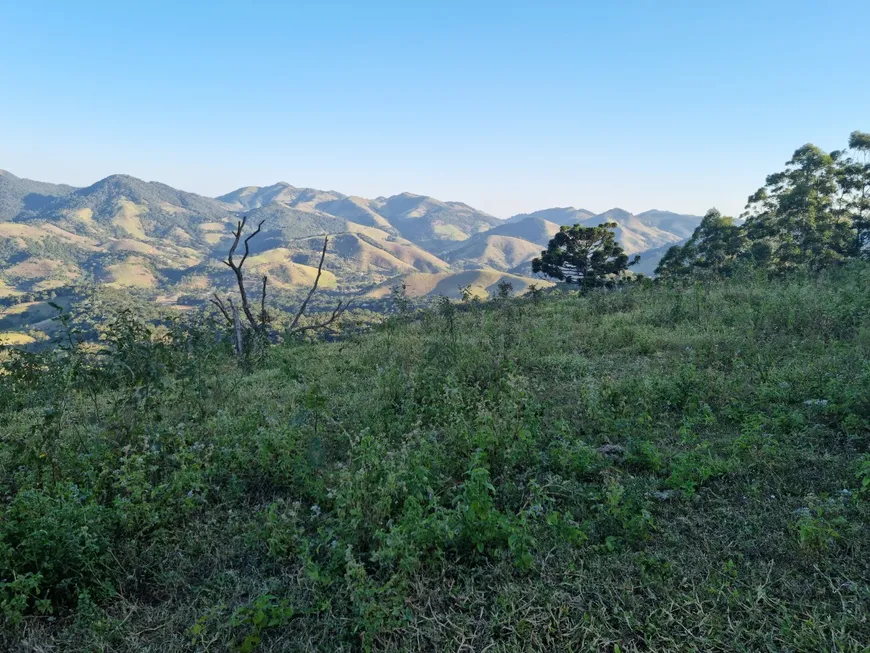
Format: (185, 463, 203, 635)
(30, 174, 233, 240)
(442, 217, 562, 271)
(0, 169, 76, 220)
(473, 215, 561, 245)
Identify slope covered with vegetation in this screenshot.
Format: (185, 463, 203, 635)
(2, 266, 869, 651)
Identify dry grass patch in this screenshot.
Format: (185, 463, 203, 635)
(108, 239, 160, 255)
(0, 332, 36, 345)
(104, 257, 157, 288)
(112, 200, 148, 239)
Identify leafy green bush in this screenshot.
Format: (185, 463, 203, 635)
(0, 486, 113, 623)
(2, 267, 870, 651)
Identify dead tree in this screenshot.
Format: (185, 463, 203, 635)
(210, 217, 349, 354)
(223, 215, 265, 332)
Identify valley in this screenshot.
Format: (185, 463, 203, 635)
(0, 169, 700, 341)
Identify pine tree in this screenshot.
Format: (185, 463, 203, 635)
(532, 222, 638, 289)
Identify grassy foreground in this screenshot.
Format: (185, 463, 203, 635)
(2, 267, 870, 651)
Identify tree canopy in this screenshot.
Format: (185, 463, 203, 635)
(839, 130, 870, 252)
(656, 209, 744, 277)
(658, 130, 870, 278)
(532, 222, 638, 288)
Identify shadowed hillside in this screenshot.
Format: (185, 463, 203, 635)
(0, 169, 76, 220)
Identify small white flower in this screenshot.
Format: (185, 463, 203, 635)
(652, 490, 675, 501)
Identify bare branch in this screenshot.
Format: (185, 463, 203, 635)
(289, 236, 329, 331)
(210, 293, 232, 325)
(290, 299, 351, 335)
(219, 223, 343, 343)
(239, 220, 265, 269)
(225, 218, 246, 268)
(222, 215, 262, 331)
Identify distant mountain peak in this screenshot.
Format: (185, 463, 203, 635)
(597, 207, 632, 217)
(0, 168, 702, 308)
(79, 174, 153, 195)
(215, 182, 332, 211)
(92, 173, 143, 185)
(506, 206, 596, 226)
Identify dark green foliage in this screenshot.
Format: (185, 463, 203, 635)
(2, 267, 870, 651)
(660, 130, 870, 278)
(53, 174, 230, 240)
(839, 130, 870, 251)
(0, 169, 75, 221)
(656, 209, 744, 277)
(241, 203, 349, 247)
(532, 222, 638, 287)
(743, 143, 856, 271)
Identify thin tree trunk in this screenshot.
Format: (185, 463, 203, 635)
(229, 298, 243, 357)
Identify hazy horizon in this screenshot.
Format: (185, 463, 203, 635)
(2, 1, 867, 219)
(0, 166, 713, 220)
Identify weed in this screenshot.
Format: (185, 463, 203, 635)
(3, 267, 870, 651)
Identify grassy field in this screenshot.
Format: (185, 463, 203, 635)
(2, 266, 869, 651)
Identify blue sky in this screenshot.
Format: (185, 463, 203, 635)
(1, 1, 867, 218)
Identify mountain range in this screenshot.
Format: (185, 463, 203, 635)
(0, 169, 701, 317)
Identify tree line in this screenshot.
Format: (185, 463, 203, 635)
(529, 131, 869, 286)
(657, 131, 870, 277)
